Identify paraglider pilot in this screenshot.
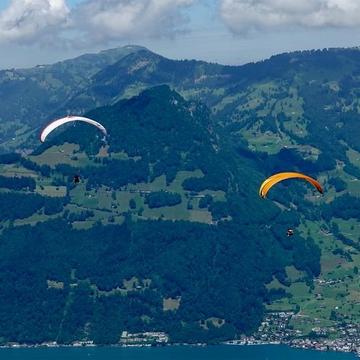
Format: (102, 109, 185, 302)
(73, 175, 80, 184)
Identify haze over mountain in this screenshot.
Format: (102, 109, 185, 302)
(0, 46, 359, 345)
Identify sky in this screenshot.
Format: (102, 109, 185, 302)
(1, 0, 360, 69)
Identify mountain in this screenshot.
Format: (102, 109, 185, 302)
(0, 46, 360, 344)
(57, 49, 226, 112)
(219, 49, 360, 335)
(0, 46, 145, 151)
(0, 86, 320, 345)
(4, 45, 360, 154)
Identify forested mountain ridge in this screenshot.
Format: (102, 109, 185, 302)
(0, 45, 144, 150)
(0, 46, 360, 343)
(2, 45, 360, 154)
(0, 86, 320, 345)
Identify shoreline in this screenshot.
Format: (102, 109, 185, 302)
(0, 340, 359, 357)
(225, 340, 360, 357)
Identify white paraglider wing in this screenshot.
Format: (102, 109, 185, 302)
(40, 116, 107, 143)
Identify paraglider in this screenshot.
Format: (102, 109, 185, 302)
(259, 172, 323, 199)
(73, 175, 81, 184)
(259, 172, 323, 238)
(40, 115, 107, 143)
(287, 229, 294, 237)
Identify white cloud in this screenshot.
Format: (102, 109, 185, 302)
(0, 0, 70, 44)
(73, 0, 195, 44)
(220, 0, 360, 34)
(0, 0, 196, 46)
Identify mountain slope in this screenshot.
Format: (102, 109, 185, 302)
(211, 48, 360, 336)
(4, 45, 360, 155)
(59, 49, 226, 112)
(65, 47, 360, 339)
(0, 46, 145, 150)
(1, 46, 360, 341)
(0, 86, 320, 345)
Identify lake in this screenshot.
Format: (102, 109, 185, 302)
(0, 345, 357, 360)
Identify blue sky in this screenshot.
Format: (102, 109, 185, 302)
(0, 0, 360, 69)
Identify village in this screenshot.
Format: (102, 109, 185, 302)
(225, 312, 360, 356)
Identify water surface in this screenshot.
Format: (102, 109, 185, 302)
(0, 345, 357, 360)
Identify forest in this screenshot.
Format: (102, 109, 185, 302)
(0, 217, 320, 344)
(0, 86, 324, 345)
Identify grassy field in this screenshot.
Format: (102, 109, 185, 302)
(163, 297, 181, 311)
(0, 164, 38, 178)
(36, 185, 67, 197)
(0, 146, 216, 229)
(267, 217, 360, 335)
(14, 212, 62, 226)
(245, 128, 293, 154)
(231, 82, 310, 154)
(29, 143, 95, 168)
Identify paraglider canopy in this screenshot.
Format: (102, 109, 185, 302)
(40, 116, 107, 143)
(259, 172, 323, 198)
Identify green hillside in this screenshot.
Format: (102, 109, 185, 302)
(0, 86, 320, 345)
(0, 46, 144, 151)
(213, 49, 360, 337)
(0, 46, 360, 344)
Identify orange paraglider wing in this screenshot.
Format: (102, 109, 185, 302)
(259, 172, 323, 198)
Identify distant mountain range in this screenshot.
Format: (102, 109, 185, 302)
(0, 46, 359, 345)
